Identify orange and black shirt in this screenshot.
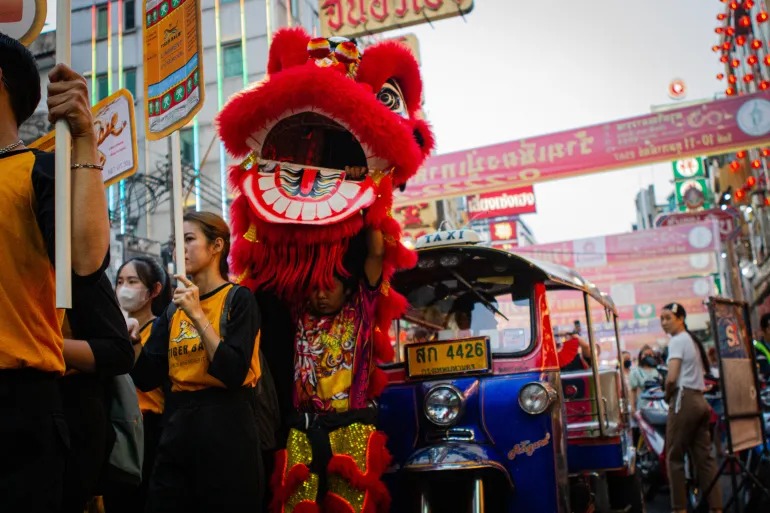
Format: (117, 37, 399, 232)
(0, 150, 62, 373)
(133, 283, 261, 393)
(136, 320, 164, 414)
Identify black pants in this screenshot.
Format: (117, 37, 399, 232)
(146, 387, 263, 513)
(0, 370, 68, 513)
(102, 411, 163, 513)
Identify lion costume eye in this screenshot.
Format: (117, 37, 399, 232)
(377, 80, 408, 118)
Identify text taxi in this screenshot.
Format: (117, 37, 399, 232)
(378, 230, 642, 513)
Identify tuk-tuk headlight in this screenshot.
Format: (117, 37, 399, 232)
(424, 384, 464, 427)
(519, 382, 557, 415)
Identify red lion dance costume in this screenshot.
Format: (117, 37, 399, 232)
(216, 28, 434, 513)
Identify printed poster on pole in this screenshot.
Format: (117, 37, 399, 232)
(30, 89, 139, 186)
(0, 0, 47, 46)
(142, 0, 204, 140)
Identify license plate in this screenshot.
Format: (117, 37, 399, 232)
(406, 337, 492, 379)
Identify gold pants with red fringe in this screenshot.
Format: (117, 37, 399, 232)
(271, 423, 391, 513)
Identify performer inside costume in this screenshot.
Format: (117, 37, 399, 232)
(216, 27, 435, 513)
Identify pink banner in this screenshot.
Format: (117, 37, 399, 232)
(514, 222, 720, 269)
(396, 91, 770, 204)
(577, 253, 717, 287)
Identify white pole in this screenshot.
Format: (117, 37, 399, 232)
(55, 0, 73, 308)
(170, 131, 185, 276)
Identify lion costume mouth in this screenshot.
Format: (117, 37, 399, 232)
(238, 109, 394, 225)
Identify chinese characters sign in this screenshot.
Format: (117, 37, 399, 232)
(397, 91, 770, 205)
(320, 0, 474, 39)
(143, 0, 205, 140)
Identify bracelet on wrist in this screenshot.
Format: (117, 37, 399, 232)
(71, 163, 104, 171)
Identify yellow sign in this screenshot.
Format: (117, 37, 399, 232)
(30, 90, 139, 187)
(406, 336, 490, 379)
(0, 0, 47, 46)
(143, 0, 205, 140)
(320, 0, 474, 39)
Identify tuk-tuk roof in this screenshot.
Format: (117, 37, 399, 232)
(411, 244, 616, 315)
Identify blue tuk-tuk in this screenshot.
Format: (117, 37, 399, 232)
(378, 230, 642, 513)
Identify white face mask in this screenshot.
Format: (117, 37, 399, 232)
(117, 286, 149, 313)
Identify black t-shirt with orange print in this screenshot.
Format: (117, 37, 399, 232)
(132, 283, 262, 393)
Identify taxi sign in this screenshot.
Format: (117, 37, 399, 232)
(415, 229, 481, 249)
(406, 336, 492, 379)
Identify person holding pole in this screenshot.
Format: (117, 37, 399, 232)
(132, 211, 264, 513)
(0, 32, 112, 511)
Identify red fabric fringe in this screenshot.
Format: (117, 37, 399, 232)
(367, 367, 389, 399)
(326, 431, 392, 513)
(270, 449, 316, 513)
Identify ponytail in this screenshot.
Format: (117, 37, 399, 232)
(686, 327, 711, 373)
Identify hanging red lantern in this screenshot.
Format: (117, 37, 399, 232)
(748, 54, 759, 65)
(739, 16, 752, 28)
(730, 1, 740, 9)
(762, 148, 770, 157)
(729, 75, 738, 84)
(745, 73, 756, 82)
(726, 87, 737, 95)
(736, 188, 747, 201)
(759, 11, 770, 22)
(761, 80, 770, 89)
(721, 55, 730, 63)
(716, 26, 725, 34)
(748, 176, 758, 187)
(746, 0, 755, 8)
(717, 73, 725, 80)
(752, 159, 762, 169)
(730, 160, 741, 171)
(737, 35, 747, 45)
(718, 12, 727, 20)
(738, 150, 747, 158)
(752, 39, 763, 49)
(765, 55, 770, 65)
(727, 26, 736, 36)
(732, 58, 741, 67)
(712, 44, 720, 52)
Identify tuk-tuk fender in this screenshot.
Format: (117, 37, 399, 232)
(403, 442, 514, 490)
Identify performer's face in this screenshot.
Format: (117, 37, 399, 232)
(309, 277, 347, 315)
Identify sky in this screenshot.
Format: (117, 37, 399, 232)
(42, 0, 725, 244)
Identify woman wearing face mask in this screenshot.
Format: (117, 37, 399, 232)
(103, 256, 171, 513)
(131, 212, 263, 513)
(660, 303, 722, 513)
(629, 344, 661, 413)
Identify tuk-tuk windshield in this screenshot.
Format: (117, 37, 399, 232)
(396, 279, 533, 357)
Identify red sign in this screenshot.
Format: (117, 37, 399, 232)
(467, 186, 536, 219)
(396, 91, 770, 204)
(516, 222, 720, 269)
(490, 220, 517, 242)
(655, 207, 741, 241)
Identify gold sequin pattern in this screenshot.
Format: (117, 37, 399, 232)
(328, 423, 375, 472)
(240, 151, 259, 171)
(380, 280, 391, 297)
(285, 429, 318, 511)
(286, 428, 313, 469)
(328, 476, 366, 513)
(327, 423, 375, 513)
(286, 473, 319, 513)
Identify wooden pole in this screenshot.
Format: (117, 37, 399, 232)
(170, 131, 185, 276)
(55, 0, 73, 308)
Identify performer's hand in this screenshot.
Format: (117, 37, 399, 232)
(47, 64, 96, 141)
(173, 275, 204, 321)
(345, 165, 368, 180)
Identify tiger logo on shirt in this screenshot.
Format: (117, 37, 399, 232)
(171, 320, 199, 344)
